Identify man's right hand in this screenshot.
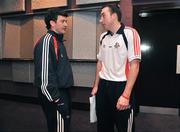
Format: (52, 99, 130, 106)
(91, 86, 98, 96)
(55, 99, 67, 119)
(54, 98, 60, 103)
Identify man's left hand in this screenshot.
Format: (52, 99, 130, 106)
(116, 95, 130, 111)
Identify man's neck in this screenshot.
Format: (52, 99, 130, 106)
(110, 22, 121, 34)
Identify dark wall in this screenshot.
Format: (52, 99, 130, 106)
(134, 6, 180, 108)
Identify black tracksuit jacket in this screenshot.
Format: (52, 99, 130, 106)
(34, 30, 74, 102)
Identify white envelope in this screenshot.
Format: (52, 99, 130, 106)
(89, 96, 97, 123)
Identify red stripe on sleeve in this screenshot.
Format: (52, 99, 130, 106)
(126, 27, 141, 56)
(33, 37, 41, 49)
(125, 59, 129, 79)
(53, 36, 58, 61)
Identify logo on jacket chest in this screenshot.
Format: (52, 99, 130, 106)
(102, 42, 120, 49)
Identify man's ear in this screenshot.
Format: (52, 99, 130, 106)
(112, 13, 118, 21)
(50, 20, 55, 27)
(111, 13, 116, 19)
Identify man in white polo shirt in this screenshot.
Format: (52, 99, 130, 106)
(91, 4, 141, 132)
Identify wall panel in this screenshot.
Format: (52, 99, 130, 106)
(72, 11, 97, 60)
(3, 20, 21, 58)
(96, 13, 105, 54)
(72, 63, 96, 87)
(0, 0, 25, 14)
(64, 14, 73, 59)
(29, 62, 34, 83)
(31, 0, 67, 10)
(2, 16, 47, 59)
(32, 16, 46, 46)
(3, 18, 34, 59)
(0, 61, 12, 81)
(12, 62, 31, 82)
(76, 0, 119, 5)
(20, 18, 34, 58)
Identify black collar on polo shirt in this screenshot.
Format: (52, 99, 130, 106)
(107, 23, 125, 36)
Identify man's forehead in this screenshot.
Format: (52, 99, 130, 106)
(57, 15, 67, 19)
(101, 7, 110, 14)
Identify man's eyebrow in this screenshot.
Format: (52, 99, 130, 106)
(100, 12, 104, 16)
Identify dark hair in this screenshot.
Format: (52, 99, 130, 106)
(44, 8, 68, 30)
(101, 4, 122, 22)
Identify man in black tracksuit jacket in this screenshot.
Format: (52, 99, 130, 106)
(34, 8, 73, 132)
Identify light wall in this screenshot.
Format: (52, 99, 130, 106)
(31, 0, 67, 10)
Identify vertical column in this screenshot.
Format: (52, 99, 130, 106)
(119, 0, 133, 26)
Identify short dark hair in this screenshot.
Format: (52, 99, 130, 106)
(101, 4, 122, 22)
(44, 8, 68, 30)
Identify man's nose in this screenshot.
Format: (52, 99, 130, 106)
(64, 22, 68, 26)
(99, 18, 102, 23)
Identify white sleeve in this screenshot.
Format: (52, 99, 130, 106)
(97, 48, 102, 61)
(126, 28, 141, 62)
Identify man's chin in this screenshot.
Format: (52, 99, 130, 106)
(102, 25, 108, 30)
(60, 30, 66, 34)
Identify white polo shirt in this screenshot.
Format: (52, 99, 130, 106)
(97, 26, 141, 81)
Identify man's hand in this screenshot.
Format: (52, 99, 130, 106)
(116, 95, 130, 111)
(91, 86, 98, 96)
(54, 98, 60, 103)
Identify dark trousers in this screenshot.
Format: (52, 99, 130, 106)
(96, 79, 135, 132)
(38, 88, 71, 132)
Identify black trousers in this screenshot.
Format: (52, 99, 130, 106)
(38, 88, 71, 132)
(96, 79, 135, 132)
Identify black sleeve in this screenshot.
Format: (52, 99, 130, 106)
(40, 35, 60, 102)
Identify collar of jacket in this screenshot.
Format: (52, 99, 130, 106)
(47, 30, 64, 42)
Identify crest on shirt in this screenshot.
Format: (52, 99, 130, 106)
(114, 42, 120, 48)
